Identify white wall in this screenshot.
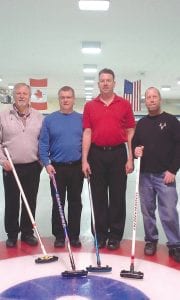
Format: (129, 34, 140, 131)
(0, 97, 179, 115)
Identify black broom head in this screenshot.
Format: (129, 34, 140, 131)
(86, 265, 112, 272)
(62, 269, 88, 278)
(120, 269, 144, 279)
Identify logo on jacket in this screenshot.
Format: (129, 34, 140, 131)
(159, 122, 166, 130)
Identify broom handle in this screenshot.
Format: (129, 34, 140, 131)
(131, 156, 141, 260)
(87, 176, 101, 266)
(51, 174, 76, 270)
(4, 147, 47, 256)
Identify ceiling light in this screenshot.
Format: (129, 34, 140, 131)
(83, 64, 97, 73)
(8, 84, 14, 90)
(161, 85, 171, 91)
(85, 91, 93, 95)
(81, 41, 101, 54)
(85, 86, 93, 91)
(84, 79, 94, 84)
(84, 77, 95, 84)
(79, 0, 110, 11)
(177, 79, 180, 85)
(0, 77, 2, 82)
(85, 94, 92, 100)
(85, 96, 92, 101)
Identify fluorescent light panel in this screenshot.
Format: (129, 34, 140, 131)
(161, 85, 171, 91)
(82, 41, 101, 54)
(85, 86, 93, 91)
(84, 79, 94, 83)
(85, 96, 92, 101)
(8, 84, 14, 90)
(83, 64, 97, 73)
(79, 0, 110, 11)
(85, 91, 93, 95)
(84, 76, 95, 84)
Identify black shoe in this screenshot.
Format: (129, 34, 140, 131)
(6, 238, 17, 248)
(144, 242, 157, 256)
(54, 238, 65, 248)
(107, 239, 120, 250)
(97, 239, 106, 249)
(21, 234, 38, 246)
(169, 247, 180, 262)
(70, 238, 82, 248)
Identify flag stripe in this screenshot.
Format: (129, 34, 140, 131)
(124, 79, 141, 112)
(30, 78, 48, 87)
(30, 102, 47, 110)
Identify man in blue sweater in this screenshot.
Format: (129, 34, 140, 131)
(132, 87, 180, 262)
(39, 86, 84, 248)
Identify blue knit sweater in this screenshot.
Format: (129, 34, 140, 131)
(39, 111, 82, 166)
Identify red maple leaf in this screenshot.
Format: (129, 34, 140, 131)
(34, 89, 42, 98)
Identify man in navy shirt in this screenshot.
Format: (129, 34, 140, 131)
(39, 86, 84, 248)
(133, 87, 180, 262)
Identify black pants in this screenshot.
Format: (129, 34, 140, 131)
(50, 162, 84, 240)
(89, 144, 127, 241)
(3, 161, 41, 239)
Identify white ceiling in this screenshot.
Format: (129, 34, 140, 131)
(0, 0, 180, 108)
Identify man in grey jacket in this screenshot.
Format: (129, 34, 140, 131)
(0, 83, 43, 247)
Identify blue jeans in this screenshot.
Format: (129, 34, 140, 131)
(139, 172, 180, 248)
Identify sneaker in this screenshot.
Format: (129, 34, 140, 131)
(21, 234, 38, 246)
(70, 238, 82, 248)
(107, 239, 120, 250)
(6, 238, 17, 248)
(169, 247, 180, 262)
(54, 238, 65, 248)
(144, 242, 157, 256)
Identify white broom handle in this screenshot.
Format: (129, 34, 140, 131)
(87, 177, 96, 228)
(135, 156, 141, 196)
(131, 156, 141, 257)
(4, 147, 47, 256)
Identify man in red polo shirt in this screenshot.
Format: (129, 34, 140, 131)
(82, 68, 135, 250)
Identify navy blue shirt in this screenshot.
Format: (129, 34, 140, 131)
(132, 112, 180, 174)
(39, 111, 82, 166)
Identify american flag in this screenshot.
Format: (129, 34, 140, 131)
(123, 79, 141, 112)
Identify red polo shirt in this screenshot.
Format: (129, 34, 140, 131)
(83, 94, 135, 146)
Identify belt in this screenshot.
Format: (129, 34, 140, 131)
(52, 159, 81, 167)
(91, 143, 125, 151)
(14, 161, 39, 167)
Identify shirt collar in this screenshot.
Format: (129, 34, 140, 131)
(11, 103, 31, 118)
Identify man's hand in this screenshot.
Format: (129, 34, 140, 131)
(125, 158, 134, 174)
(163, 171, 175, 184)
(46, 164, 56, 176)
(134, 146, 144, 158)
(2, 160, 12, 171)
(82, 160, 91, 178)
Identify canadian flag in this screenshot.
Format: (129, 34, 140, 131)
(30, 78, 48, 110)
